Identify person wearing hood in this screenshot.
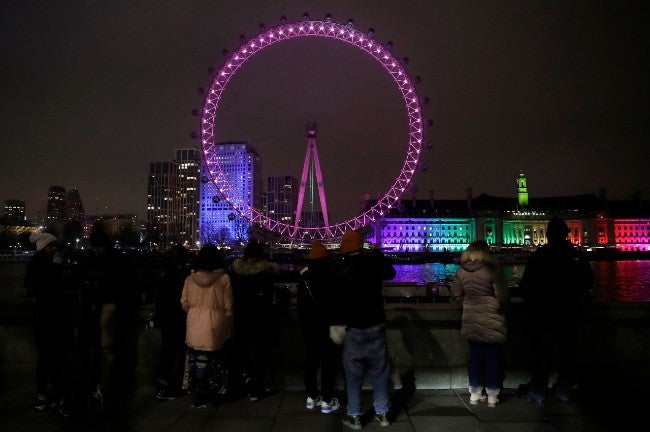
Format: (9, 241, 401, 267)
(181, 243, 233, 408)
(451, 240, 509, 408)
(228, 239, 280, 401)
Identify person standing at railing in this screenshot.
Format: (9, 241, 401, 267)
(77, 227, 133, 407)
(24, 232, 73, 415)
(154, 244, 191, 400)
(181, 244, 233, 408)
(335, 230, 396, 430)
(297, 240, 340, 414)
(451, 240, 509, 407)
(516, 216, 594, 405)
(228, 239, 280, 401)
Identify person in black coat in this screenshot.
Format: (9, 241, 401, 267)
(154, 244, 191, 399)
(297, 240, 340, 413)
(77, 228, 133, 405)
(228, 239, 280, 401)
(335, 231, 396, 429)
(25, 232, 72, 411)
(517, 216, 594, 405)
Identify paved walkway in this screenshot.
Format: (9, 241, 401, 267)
(1, 367, 635, 432)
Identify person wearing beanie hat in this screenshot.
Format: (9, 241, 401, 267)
(297, 240, 340, 413)
(25, 231, 70, 411)
(516, 216, 594, 405)
(309, 240, 329, 260)
(335, 231, 396, 429)
(340, 230, 364, 254)
(30, 232, 58, 251)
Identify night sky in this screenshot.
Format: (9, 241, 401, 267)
(2, 0, 648, 223)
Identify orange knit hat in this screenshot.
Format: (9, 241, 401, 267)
(309, 240, 329, 260)
(341, 230, 363, 253)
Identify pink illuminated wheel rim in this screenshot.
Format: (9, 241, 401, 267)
(201, 17, 425, 240)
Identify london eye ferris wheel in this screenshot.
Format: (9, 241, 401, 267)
(200, 14, 428, 241)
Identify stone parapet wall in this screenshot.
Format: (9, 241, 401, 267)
(2, 301, 649, 390)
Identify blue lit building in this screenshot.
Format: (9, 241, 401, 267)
(199, 142, 262, 246)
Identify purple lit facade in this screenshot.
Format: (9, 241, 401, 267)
(200, 17, 425, 240)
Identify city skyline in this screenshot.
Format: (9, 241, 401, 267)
(2, 1, 648, 223)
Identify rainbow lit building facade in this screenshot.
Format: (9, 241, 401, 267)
(365, 174, 650, 252)
(367, 200, 649, 253)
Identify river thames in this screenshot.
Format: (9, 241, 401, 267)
(392, 260, 650, 302)
(1, 257, 649, 303)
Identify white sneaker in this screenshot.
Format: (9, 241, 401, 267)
(469, 386, 485, 405)
(321, 398, 340, 413)
(486, 388, 500, 407)
(306, 395, 322, 410)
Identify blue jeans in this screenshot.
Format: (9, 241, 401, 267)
(467, 341, 503, 389)
(342, 326, 390, 416)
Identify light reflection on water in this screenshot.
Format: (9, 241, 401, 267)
(591, 261, 650, 302)
(393, 260, 650, 302)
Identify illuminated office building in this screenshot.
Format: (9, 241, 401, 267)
(47, 186, 67, 220)
(175, 148, 201, 247)
(266, 176, 298, 225)
(146, 161, 179, 248)
(146, 148, 201, 249)
(66, 187, 85, 220)
(3, 200, 26, 222)
(199, 142, 262, 246)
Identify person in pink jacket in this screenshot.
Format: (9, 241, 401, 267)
(181, 243, 233, 408)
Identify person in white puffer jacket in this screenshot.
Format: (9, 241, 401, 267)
(451, 240, 509, 407)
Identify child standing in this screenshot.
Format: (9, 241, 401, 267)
(451, 240, 509, 407)
(181, 244, 233, 408)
